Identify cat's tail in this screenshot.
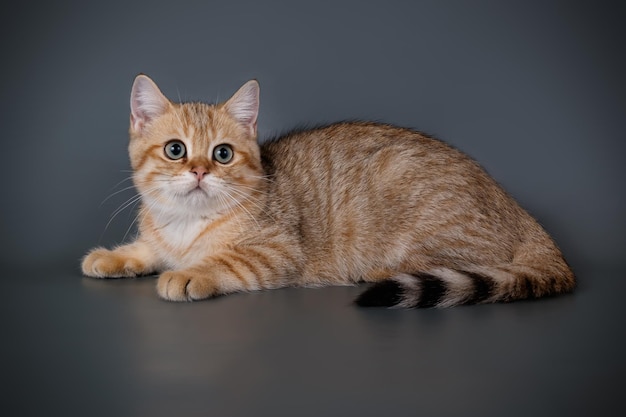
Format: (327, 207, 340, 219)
(355, 260, 576, 308)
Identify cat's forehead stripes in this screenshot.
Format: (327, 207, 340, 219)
(175, 103, 215, 143)
(174, 103, 244, 150)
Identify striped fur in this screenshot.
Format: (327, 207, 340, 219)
(355, 264, 572, 308)
(82, 75, 576, 307)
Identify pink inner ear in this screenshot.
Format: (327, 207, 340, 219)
(130, 112, 143, 132)
(225, 81, 259, 135)
(130, 75, 170, 132)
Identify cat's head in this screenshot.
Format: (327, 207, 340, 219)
(128, 74, 264, 218)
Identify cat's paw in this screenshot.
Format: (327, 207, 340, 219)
(82, 247, 146, 278)
(157, 270, 216, 302)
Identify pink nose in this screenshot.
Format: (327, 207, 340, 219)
(190, 166, 208, 180)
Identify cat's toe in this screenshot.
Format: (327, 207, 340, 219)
(82, 248, 112, 278)
(81, 248, 143, 278)
(157, 271, 216, 302)
(156, 271, 188, 301)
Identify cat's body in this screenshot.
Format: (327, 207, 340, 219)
(82, 75, 575, 307)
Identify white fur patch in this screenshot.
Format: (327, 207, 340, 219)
(392, 273, 422, 308)
(429, 267, 473, 307)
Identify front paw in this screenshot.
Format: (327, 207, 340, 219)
(157, 270, 216, 302)
(82, 247, 146, 278)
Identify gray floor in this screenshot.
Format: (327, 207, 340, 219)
(2, 262, 623, 417)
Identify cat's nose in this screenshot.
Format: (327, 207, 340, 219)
(190, 166, 208, 180)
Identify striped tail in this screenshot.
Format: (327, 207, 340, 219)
(355, 265, 576, 308)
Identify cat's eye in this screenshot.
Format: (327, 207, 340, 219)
(213, 144, 234, 164)
(164, 140, 186, 160)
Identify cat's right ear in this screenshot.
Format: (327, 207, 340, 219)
(130, 74, 171, 133)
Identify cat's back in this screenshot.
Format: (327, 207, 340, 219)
(259, 121, 525, 238)
(260, 121, 486, 187)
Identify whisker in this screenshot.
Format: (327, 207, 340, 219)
(104, 186, 161, 230)
(122, 196, 158, 242)
(221, 184, 274, 222)
(100, 184, 139, 206)
(110, 176, 134, 188)
(176, 84, 183, 104)
(215, 187, 262, 231)
(105, 195, 143, 231)
(216, 189, 249, 235)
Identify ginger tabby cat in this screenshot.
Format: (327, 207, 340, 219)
(82, 75, 575, 307)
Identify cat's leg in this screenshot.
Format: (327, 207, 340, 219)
(82, 240, 160, 278)
(157, 242, 300, 301)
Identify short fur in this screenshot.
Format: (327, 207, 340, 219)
(82, 75, 576, 308)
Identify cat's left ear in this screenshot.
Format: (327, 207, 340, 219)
(224, 80, 260, 137)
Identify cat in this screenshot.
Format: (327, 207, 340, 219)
(81, 74, 576, 308)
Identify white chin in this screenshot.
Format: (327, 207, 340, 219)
(182, 188, 213, 206)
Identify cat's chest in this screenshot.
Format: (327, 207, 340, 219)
(153, 216, 229, 268)
(161, 218, 207, 247)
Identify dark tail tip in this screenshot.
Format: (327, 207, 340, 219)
(355, 280, 403, 307)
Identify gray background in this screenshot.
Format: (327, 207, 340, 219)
(1, 0, 624, 270)
(1, 1, 625, 416)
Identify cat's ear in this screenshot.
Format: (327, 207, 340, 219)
(224, 80, 260, 137)
(130, 74, 171, 133)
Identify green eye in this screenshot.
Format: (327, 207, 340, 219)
(164, 140, 186, 160)
(213, 144, 234, 164)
